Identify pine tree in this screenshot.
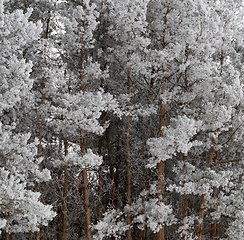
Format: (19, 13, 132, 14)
(0, 0, 55, 236)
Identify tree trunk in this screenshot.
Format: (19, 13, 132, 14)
(62, 137, 68, 240)
(196, 141, 215, 240)
(79, 33, 92, 239)
(181, 196, 188, 240)
(35, 9, 51, 240)
(97, 135, 103, 221)
(79, 124, 92, 240)
(81, 167, 92, 240)
(137, 166, 148, 240)
(157, 75, 167, 240)
(57, 167, 63, 240)
(57, 195, 62, 240)
(5, 232, 10, 240)
(57, 131, 64, 240)
(181, 154, 188, 240)
(137, 227, 146, 240)
(106, 125, 115, 207)
(157, 161, 165, 240)
(105, 126, 117, 240)
(126, 75, 132, 240)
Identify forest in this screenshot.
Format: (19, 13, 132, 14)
(1, 0, 244, 239)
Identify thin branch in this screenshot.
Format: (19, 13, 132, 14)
(222, 124, 242, 146)
(201, 224, 229, 234)
(138, 117, 157, 136)
(212, 159, 242, 166)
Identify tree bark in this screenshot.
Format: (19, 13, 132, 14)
(35, 9, 51, 240)
(106, 125, 115, 207)
(97, 135, 103, 221)
(81, 166, 92, 240)
(79, 30, 92, 239)
(62, 137, 68, 240)
(114, 138, 121, 210)
(126, 75, 132, 240)
(196, 140, 215, 240)
(157, 75, 167, 240)
(5, 232, 10, 240)
(57, 131, 64, 240)
(181, 154, 188, 240)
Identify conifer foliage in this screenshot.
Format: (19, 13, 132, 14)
(1, 0, 244, 239)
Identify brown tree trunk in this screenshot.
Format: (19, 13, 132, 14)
(196, 141, 215, 240)
(35, 9, 51, 240)
(57, 131, 64, 240)
(196, 194, 206, 240)
(210, 219, 217, 239)
(79, 131, 92, 239)
(5, 232, 10, 240)
(114, 139, 120, 210)
(81, 165, 92, 240)
(105, 126, 117, 240)
(79, 116, 92, 240)
(35, 74, 45, 240)
(97, 135, 103, 220)
(97, 165, 103, 220)
(137, 167, 148, 240)
(137, 227, 146, 240)
(126, 75, 132, 240)
(181, 154, 188, 240)
(210, 155, 218, 240)
(57, 194, 62, 240)
(79, 33, 92, 239)
(157, 161, 165, 240)
(181, 196, 188, 240)
(106, 125, 115, 207)
(157, 75, 167, 240)
(62, 137, 68, 240)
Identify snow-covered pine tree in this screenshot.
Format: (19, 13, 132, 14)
(0, 0, 55, 237)
(49, 0, 119, 238)
(147, 0, 244, 239)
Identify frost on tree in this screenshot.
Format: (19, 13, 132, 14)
(0, 0, 55, 234)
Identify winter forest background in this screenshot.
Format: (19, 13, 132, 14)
(2, 0, 244, 239)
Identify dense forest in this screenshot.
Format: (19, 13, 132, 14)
(1, 0, 244, 239)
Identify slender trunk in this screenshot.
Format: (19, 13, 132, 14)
(157, 75, 167, 240)
(137, 167, 148, 240)
(181, 196, 188, 240)
(137, 228, 146, 240)
(62, 137, 68, 240)
(35, 74, 45, 240)
(126, 75, 132, 240)
(97, 135, 103, 220)
(114, 141, 120, 210)
(114, 164, 120, 210)
(181, 154, 188, 240)
(105, 126, 116, 240)
(35, 10, 51, 240)
(209, 51, 224, 239)
(5, 232, 10, 240)
(106, 125, 115, 206)
(79, 32, 92, 240)
(210, 153, 219, 240)
(157, 161, 165, 240)
(196, 140, 215, 240)
(97, 165, 103, 220)
(80, 131, 92, 239)
(79, 127, 92, 239)
(196, 194, 206, 240)
(81, 166, 92, 240)
(57, 131, 63, 240)
(210, 216, 217, 240)
(57, 193, 62, 240)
